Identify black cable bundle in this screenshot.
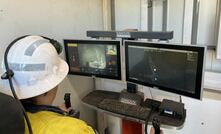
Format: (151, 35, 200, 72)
(1, 36, 33, 134)
(144, 108, 153, 134)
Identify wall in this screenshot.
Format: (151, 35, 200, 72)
(115, 0, 141, 30)
(197, 0, 218, 46)
(0, 0, 104, 127)
(98, 0, 221, 134)
(197, 0, 221, 73)
(113, 0, 221, 83)
(167, 0, 185, 43)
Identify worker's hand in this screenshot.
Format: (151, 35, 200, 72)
(58, 103, 72, 112)
(150, 127, 163, 134)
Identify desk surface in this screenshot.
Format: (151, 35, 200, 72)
(82, 90, 186, 129)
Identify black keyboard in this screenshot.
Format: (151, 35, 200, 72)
(82, 90, 120, 107)
(98, 99, 151, 120)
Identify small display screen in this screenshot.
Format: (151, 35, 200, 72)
(64, 40, 121, 80)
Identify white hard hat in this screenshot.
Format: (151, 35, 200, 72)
(1, 36, 69, 99)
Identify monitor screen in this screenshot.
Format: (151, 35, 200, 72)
(64, 39, 121, 80)
(125, 41, 205, 99)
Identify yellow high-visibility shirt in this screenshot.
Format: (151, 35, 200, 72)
(25, 111, 95, 134)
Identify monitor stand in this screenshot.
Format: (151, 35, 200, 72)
(92, 75, 97, 90)
(126, 82, 138, 93)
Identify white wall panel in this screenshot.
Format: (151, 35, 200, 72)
(115, 0, 141, 30)
(211, 52, 221, 72)
(140, 0, 148, 31)
(205, 50, 213, 71)
(152, 0, 163, 31)
(197, 0, 217, 46)
(217, 3, 221, 59)
(102, 0, 112, 30)
(167, 0, 185, 43)
(183, 0, 194, 44)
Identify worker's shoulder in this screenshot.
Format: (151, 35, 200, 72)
(27, 111, 95, 134)
(29, 111, 85, 124)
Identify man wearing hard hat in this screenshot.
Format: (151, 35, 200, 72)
(0, 36, 95, 134)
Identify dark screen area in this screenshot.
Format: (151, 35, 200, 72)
(65, 40, 121, 79)
(127, 44, 202, 96)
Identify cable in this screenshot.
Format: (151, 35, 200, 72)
(145, 108, 154, 134)
(8, 77, 33, 134)
(144, 87, 153, 134)
(179, 96, 182, 103)
(145, 113, 150, 134)
(149, 87, 153, 99)
(145, 118, 149, 134)
(3, 36, 33, 134)
(144, 88, 158, 134)
(145, 120, 148, 134)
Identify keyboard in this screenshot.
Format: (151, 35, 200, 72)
(98, 99, 151, 120)
(82, 90, 120, 107)
(119, 92, 143, 105)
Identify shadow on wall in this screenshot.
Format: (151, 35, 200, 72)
(53, 75, 97, 127)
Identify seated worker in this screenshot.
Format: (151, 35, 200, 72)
(0, 36, 95, 134)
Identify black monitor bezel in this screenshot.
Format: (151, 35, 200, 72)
(125, 41, 205, 100)
(64, 39, 122, 80)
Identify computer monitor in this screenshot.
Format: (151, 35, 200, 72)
(64, 39, 121, 80)
(125, 41, 206, 99)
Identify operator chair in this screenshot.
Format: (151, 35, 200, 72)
(0, 92, 25, 134)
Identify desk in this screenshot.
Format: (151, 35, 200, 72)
(82, 90, 186, 130)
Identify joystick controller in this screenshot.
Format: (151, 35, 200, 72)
(64, 93, 80, 118)
(64, 93, 71, 108)
(152, 117, 161, 134)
